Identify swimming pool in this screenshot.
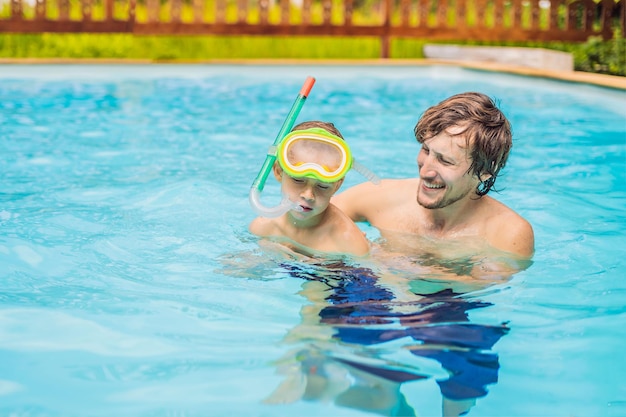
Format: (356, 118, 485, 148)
(1, 64, 625, 417)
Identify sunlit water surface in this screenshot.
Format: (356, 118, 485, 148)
(1, 64, 625, 417)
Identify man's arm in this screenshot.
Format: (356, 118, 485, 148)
(332, 181, 385, 223)
(332, 183, 366, 222)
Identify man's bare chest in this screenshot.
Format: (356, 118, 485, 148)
(370, 206, 484, 240)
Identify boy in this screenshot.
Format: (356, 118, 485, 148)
(249, 121, 370, 257)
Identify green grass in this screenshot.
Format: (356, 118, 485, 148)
(0, 33, 384, 60)
(0, 33, 624, 76)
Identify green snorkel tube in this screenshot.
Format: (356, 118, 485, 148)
(249, 76, 316, 217)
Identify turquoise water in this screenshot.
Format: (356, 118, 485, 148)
(1, 64, 625, 417)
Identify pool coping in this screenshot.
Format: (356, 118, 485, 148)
(1, 58, 624, 90)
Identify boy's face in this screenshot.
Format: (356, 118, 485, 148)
(274, 165, 343, 219)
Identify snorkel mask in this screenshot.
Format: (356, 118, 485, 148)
(249, 77, 379, 218)
(277, 128, 352, 183)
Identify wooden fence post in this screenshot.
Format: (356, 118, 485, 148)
(10, 0, 23, 20)
(193, 0, 204, 24)
(59, 0, 70, 21)
(281, 0, 290, 24)
(381, 0, 392, 58)
(35, 0, 46, 20)
(82, 0, 92, 21)
(105, 0, 113, 21)
(147, 0, 159, 23)
(302, 0, 312, 24)
(622, 0, 626, 38)
(322, 0, 332, 25)
(259, 0, 269, 25)
(345, 0, 354, 27)
(601, 0, 616, 39)
(238, 0, 248, 23)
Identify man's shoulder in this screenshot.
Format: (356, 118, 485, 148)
(482, 197, 535, 258)
(483, 197, 528, 222)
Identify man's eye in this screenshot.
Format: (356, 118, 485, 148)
(317, 184, 331, 190)
(292, 178, 305, 184)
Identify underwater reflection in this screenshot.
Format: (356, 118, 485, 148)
(266, 261, 509, 417)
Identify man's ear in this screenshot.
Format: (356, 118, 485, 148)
(272, 163, 283, 182)
(479, 172, 492, 182)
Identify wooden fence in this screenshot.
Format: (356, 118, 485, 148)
(1, 0, 624, 57)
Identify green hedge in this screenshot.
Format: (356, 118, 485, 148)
(567, 35, 626, 76)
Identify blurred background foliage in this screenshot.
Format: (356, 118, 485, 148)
(1, 33, 623, 76)
(0, 0, 624, 76)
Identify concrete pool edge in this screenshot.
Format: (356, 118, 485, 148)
(0, 58, 624, 91)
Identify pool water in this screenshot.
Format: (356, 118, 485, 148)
(1, 64, 625, 417)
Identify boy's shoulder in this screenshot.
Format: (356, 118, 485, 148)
(326, 205, 370, 256)
(248, 216, 279, 236)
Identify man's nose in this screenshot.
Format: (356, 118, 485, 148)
(418, 155, 435, 177)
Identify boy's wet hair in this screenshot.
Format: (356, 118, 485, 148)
(292, 120, 344, 139)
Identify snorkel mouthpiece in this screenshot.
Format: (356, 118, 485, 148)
(249, 188, 300, 218)
(249, 77, 316, 218)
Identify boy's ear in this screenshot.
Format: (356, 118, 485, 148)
(333, 178, 345, 192)
(272, 163, 283, 182)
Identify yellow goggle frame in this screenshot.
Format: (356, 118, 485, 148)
(276, 128, 353, 183)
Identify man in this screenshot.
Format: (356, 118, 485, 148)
(333, 92, 534, 277)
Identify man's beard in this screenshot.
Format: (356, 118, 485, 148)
(416, 186, 471, 210)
